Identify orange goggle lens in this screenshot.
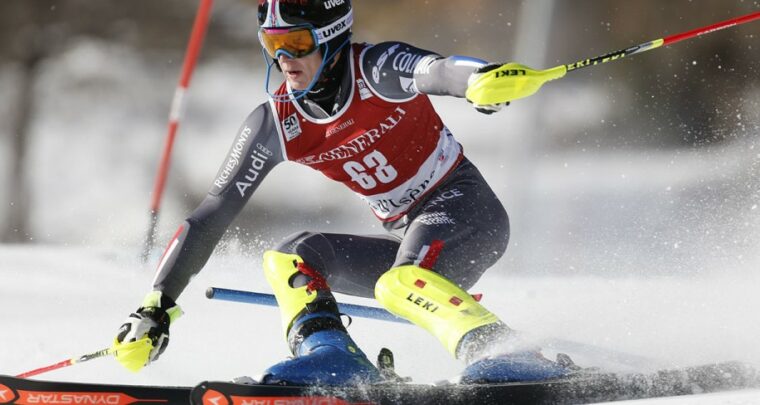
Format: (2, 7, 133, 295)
(259, 27, 318, 58)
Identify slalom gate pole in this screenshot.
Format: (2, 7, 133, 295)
(206, 287, 411, 324)
(141, 0, 214, 262)
(16, 348, 113, 378)
(563, 10, 760, 73)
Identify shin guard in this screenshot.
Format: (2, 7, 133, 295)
(263, 250, 335, 340)
(375, 265, 501, 358)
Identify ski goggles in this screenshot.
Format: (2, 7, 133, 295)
(258, 10, 353, 59)
(258, 26, 320, 59)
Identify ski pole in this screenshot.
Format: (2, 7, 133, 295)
(565, 10, 760, 73)
(141, 0, 214, 262)
(206, 287, 411, 324)
(467, 10, 760, 104)
(16, 348, 114, 378)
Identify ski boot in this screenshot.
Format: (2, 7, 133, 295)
(455, 323, 576, 383)
(375, 264, 575, 383)
(259, 251, 382, 386)
(261, 311, 382, 386)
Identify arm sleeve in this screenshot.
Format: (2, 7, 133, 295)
(360, 41, 488, 100)
(151, 103, 284, 300)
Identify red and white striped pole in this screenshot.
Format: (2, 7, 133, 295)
(142, 0, 214, 262)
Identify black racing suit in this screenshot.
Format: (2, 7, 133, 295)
(152, 42, 510, 301)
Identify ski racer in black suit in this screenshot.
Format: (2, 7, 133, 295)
(113, 0, 572, 385)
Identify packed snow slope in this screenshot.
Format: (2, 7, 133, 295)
(1, 244, 759, 404)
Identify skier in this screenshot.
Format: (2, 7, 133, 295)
(113, 0, 572, 385)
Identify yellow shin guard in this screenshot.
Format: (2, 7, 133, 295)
(263, 250, 319, 338)
(375, 265, 501, 358)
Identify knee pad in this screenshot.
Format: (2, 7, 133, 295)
(263, 250, 323, 338)
(374, 265, 500, 358)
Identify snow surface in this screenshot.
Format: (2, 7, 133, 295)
(2, 244, 759, 404)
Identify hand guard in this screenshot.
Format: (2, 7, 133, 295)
(466, 64, 510, 115)
(466, 62, 567, 109)
(113, 291, 182, 372)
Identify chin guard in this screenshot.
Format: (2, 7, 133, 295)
(262, 39, 350, 103)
